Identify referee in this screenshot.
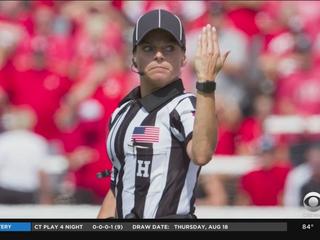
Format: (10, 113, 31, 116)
(97, 9, 229, 219)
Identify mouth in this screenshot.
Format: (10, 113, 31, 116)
(149, 66, 169, 71)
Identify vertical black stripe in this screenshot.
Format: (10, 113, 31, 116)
(131, 110, 158, 218)
(170, 109, 186, 139)
(189, 167, 201, 214)
(155, 135, 190, 217)
(189, 95, 196, 110)
(115, 170, 124, 218)
(109, 103, 131, 130)
(114, 102, 141, 218)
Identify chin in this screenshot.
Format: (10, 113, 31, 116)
(148, 74, 172, 85)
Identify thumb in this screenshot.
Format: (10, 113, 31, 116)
(222, 51, 230, 66)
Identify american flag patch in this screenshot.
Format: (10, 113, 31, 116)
(131, 126, 160, 143)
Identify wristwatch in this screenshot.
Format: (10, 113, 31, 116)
(196, 81, 216, 93)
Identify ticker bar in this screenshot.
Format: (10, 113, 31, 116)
(31, 222, 287, 232)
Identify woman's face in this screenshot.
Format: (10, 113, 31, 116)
(133, 29, 186, 88)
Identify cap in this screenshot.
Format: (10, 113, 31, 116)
(132, 9, 186, 51)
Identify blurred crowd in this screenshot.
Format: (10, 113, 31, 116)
(1, 0, 320, 208)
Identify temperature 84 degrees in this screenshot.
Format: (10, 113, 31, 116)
(301, 223, 315, 230)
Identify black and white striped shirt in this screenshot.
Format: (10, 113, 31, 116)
(107, 79, 200, 218)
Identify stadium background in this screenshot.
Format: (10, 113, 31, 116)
(1, 0, 320, 218)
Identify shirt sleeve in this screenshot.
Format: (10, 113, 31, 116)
(169, 95, 196, 146)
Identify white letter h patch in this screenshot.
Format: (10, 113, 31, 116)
(136, 160, 151, 178)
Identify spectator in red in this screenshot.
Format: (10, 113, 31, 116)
(0, 19, 27, 116)
(258, 2, 320, 85)
(236, 94, 273, 155)
(214, 95, 242, 155)
(223, 1, 264, 41)
(70, 1, 125, 76)
(236, 135, 291, 206)
(0, 44, 73, 141)
(0, 3, 74, 141)
(16, 3, 76, 77)
(275, 32, 320, 116)
(55, 54, 130, 204)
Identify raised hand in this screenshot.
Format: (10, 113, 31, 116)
(194, 24, 229, 82)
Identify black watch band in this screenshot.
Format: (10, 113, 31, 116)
(196, 81, 216, 93)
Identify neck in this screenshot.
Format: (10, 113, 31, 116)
(140, 83, 160, 98)
(140, 77, 179, 98)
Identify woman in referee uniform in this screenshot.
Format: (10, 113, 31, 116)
(98, 9, 229, 219)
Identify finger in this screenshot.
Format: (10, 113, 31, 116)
(196, 35, 201, 58)
(222, 51, 230, 66)
(212, 26, 220, 56)
(207, 24, 213, 55)
(201, 26, 207, 56)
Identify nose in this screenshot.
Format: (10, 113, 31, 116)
(154, 49, 164, 61)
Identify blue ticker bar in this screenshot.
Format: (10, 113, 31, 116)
(0, 222, 31, 232)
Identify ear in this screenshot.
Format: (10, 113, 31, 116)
(132, 57, 138, 68)
(181, 55, 187, 67)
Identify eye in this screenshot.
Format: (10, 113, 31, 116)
(303, 192, 320, 212)
(142, 45, 153, 52)
(164, 45, 175, 52)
